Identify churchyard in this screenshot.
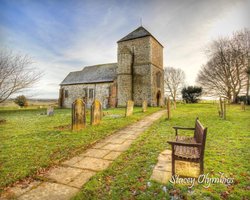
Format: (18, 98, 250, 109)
(0, 105, 161, 192)
(0, 102, 249, 199)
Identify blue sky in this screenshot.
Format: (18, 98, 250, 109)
(0, 0, 249, 98)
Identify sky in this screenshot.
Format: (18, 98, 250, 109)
(0, 0, 249, 99)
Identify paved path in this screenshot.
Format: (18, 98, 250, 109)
(1, 110, 165, 200)
(150, 149, 200, 184)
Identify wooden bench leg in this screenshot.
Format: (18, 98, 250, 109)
(200, 160, 204, 174)
(172, 155, 175, 175)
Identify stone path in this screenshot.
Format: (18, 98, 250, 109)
(1, 110, 165, 200)
(150, 149, 200, 184)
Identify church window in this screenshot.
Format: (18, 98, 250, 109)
(64, 90, 68, 98)
(83, 88, 88, 97)
(89, 89, 94, 99)
(156, 72, 161, 88)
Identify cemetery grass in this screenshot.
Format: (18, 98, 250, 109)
(0, 107, 161, 191)
(72, 104, 250, 200)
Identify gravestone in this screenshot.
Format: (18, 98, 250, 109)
(47, 106, 54, 116)
(91, 100, 102, 125)
(125, 100, 134, 117)
(241, 102, 245, 111)
(72, 98, 86, 131)
(142, 100, 147, 112)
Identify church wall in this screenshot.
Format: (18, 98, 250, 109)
(117, 37, 152, 106)
(61, 82, 114, 109)
(132, 64, 151, 106)
(150, 37, 163, 68)
(117, 37, 151, 65)
(150, 64, 164, 106)
(117, 36, 164, 107)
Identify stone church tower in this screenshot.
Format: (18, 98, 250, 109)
(117, 26, 164, 107)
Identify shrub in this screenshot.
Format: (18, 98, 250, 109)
(14, 95, 28, 107)
(181, 86, 202, 103)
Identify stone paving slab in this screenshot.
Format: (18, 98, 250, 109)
(68, 170, 96, 188)
(82, 149, 110, 158)
(18, 182, 79, 200)
(103, 151, 122, 160)
(44, 166, 83, 185)
(0, 110, 165, 200)
(151, 169, 172, 184)
(0, 181, 42, 200)
(72, 157, 111, 171)
(62, 155, 84, 166)
(91, 142, 107, 149)
(150, 149, 200, 184)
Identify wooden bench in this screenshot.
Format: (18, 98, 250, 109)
(167, 118, 208, 175)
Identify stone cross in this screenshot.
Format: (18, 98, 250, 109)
(142, 100, 147, 112)
(47, 106, 54, 116)
(91, 99, 102, 125)
(72, 98, 86, 131)
(125, 100, 134, 117)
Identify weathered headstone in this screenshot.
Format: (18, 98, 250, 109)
(241, 102, 245, 111)
(91, 100, 102, 125)
(72, 98, 86, 131)
(125, 100, 134, 117)
(142, 100, 147, 112)
(47, 106, 54, 116)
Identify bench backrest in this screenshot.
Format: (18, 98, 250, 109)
(194, 118, 207, 159)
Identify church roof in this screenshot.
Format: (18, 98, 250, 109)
(60, 63, 117, 85)
(117, 26, 163, 47)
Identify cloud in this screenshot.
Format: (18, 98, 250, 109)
(0, 0, 249, 98)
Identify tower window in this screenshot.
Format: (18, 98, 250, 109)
(156, 72, 161, 88)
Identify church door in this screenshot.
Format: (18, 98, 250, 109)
(156, 91, 161, 107)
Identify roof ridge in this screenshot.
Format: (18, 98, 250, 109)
(82, 62, 117, 71)
(117, 26, 163, 47)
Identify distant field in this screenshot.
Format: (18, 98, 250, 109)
(0, 106, 161, 192)
(0, 99, 58, 110)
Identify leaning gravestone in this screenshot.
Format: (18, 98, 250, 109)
(47, 106, 54, 116)
(91, 100, 102, 125)
(125, 100, 134, 117)
(142, 100, 147, 112)
(72, 98, 86, 131)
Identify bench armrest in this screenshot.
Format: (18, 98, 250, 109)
(167, 140, 202, 147)
(173, 126, 195, 130)
(172, 126, 195, 136)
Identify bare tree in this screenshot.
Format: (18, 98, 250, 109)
(0, 49, 43, 103)
(196, 29, 249, 103)
(164, 67, 185, 108)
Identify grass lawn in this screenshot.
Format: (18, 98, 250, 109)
(72, 103, 250, 200)
(0, 106, 161, 192)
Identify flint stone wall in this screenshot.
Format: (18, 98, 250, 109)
(61, 82, 113, 108)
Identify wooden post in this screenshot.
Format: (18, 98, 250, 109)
(219, 97, 223, 118)
(223, 99, 226, 120)
(167, 97, 171, 120)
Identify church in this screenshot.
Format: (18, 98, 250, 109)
(59, 26, 164, 108)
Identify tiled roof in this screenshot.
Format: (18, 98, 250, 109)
(118, 26, 163, 47)
(60, 63, 117, 85)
